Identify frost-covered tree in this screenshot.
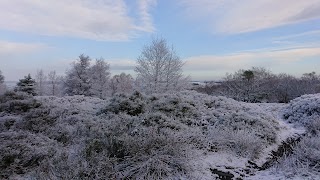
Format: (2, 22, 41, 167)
(300, 72, 320, 94)
(35, 69, 47, 96)
(135, 37, 189, 94)
(0, 70, 6, 94)
(15, 74, 37, 95)
(0, 70, 4, 84)
(221, 67, 276, 102)
(64, 54, 92, 96)
(273, 73, 300, 103)
(110, 73, 134, 95)
(48, 70, 62, 96)
(90, 58, 111, 99)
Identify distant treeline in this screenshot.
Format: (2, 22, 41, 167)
(195, 67, 320, 103)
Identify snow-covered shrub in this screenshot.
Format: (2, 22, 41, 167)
(151, 94, 198, 118)
(100, 90, 279, 145)
(270, 94, 320, 178)
(0, 90, 287, 179)
(114, 127, 193, 179)
(283, 93, 320, 126)
(0, 131, 58, 179)
(141, 112, 183, 130)
(273, 135, 320, 177)
(0, 115, 21, 131)
(94, 115, 193, 179)
(20, 108, 57, 133)
(37, 146, 115, 180)
(101, 91, 146, 116)
(0, 91, 41, 114)
(306, 117, 320, 135)
(207, 127, 264, 159)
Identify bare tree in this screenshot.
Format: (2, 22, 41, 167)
(300, 72, 320, 94)
(110, 73, 134, 95)
(221, 67, 276, 102)
(35, 69, 47, 96)
(90, 58, 111, 99)
(274, 73, 300, 103)
(48, 70, 62, 96)
(135, 37, 189, 94)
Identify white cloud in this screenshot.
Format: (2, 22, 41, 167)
(0, 0, 156, 41)
(184, 47, 320, 80)
(0, 41, 47, 54)
(135, 0, 156, 32)
(109, 59, 136, 70)
(273, 30, 320, 41)
(180, 0, 320, 33)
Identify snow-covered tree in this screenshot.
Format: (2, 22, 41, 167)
(300, 71, 320, 94)
(15, 74, 37, 95)
(48, 70, 62, 96)
(135, 37, 189, 94)
(0, 70, 6, 95)
(0, 70, 4, 84)
(221, 67, 276, 102)
(273, 73, 300, 103)
(110, 73, 134, 95)
(64, 54, 92, 96)
(90, 58, 111, 99)
(35, 69, 47, 96)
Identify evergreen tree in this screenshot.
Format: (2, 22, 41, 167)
(0, 70, 4, 84)
(15, 74, 37, 96)
(0, 70, 6, 94)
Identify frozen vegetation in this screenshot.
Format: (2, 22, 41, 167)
(1, 90, 318, 179)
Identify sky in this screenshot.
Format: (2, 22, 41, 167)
(0, 0, 320, 81)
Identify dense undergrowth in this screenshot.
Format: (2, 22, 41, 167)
(0, 90, 309, 179)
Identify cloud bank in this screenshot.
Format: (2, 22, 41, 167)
(0, 41, 47, 54)
(180, 0, 320, 33)
(0, 0, 156, 41)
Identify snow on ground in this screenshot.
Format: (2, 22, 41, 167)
(189, 102, 306, 179)
(247, 168, 320, 180)
(35, 95, 108, 115)
(0, 91, 314, 179)
(253, 103, 306, 166)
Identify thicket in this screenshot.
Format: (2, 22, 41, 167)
(0, 91, 282, 179)
(196, 68, 320, 103)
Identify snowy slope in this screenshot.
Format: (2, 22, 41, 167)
(0, 91, 314, 179)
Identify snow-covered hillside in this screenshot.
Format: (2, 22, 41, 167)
(0, 91, 318, 179)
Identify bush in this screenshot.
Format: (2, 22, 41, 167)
(273, 135, 320, 177)
(0, 91, 286, 179)
(101, 91, 146, 116)
(141, 112, 182, 130)
(271, 94, 320, 178)
(206, 127, 264, 159)
(0, 91, 41, 114)
(0, 131, 58, 179)
(283, 93, 320, 126)
(115, 128, 193, 179)
(0, 115, 21, 131)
